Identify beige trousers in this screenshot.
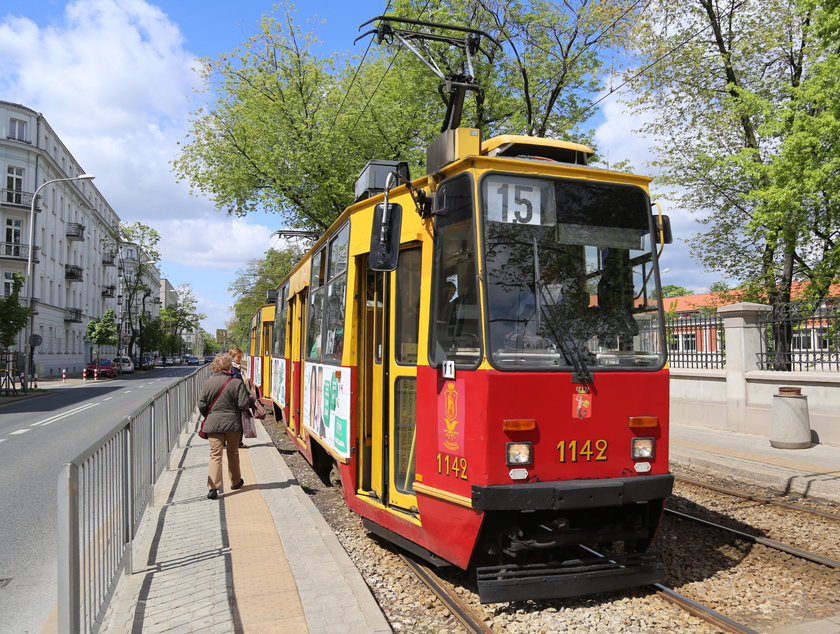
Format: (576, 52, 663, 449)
(207, 432, 242, 490)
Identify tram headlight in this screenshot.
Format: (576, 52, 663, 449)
(631, 437, 655, 460)
(506, 442, 532, 466)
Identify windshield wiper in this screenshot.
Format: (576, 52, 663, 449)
(531, 238, 592, 384)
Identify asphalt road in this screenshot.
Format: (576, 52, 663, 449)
(0, 367, 199, 634)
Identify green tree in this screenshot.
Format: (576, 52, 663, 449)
(161, 285, 206, 356)
(112, 222, 161, 358)
(659, 285, 694, 298)
(228, 246, 302, 347)
(0, 273, 31, 358)
(86, 309, 118, 365)
(628, 0, 839, 307)
(173, 1, 639, 230)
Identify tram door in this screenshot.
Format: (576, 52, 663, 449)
(288, 291, 307, 440)
(358, 247, 421, 512)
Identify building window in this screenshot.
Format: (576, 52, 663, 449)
(5, 166, 24, 204)
(3, 272, 15, 297)
(9, 118, 27, 142)
(4, 218, 22, 257)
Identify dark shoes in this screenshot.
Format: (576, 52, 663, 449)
(239, 442, 247, 448)
(231, 479, 245, 490)
(207, 489, 218, 500)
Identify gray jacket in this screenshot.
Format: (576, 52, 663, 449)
(197, 373, 255, 434)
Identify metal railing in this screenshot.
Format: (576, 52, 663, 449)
(665, 312, 726, 369)
(758, 297, 840, 371)
(0, 241, 39, 261)
(58, 364, 211, 633)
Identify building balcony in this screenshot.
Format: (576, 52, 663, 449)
(64, 308, 83, 322)
(102, 285, 116, 298)
(0, 242, 39, 263)
(1, 189, 35, 208)
(102, 252, 116, 266)
(66, 223, 86, 241)
(65, 264, 84, 281)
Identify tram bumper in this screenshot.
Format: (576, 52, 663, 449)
(471, 474, 674, 510)
(475, 551, 665, 603)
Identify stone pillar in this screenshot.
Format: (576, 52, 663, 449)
(717, 303, 772, 431)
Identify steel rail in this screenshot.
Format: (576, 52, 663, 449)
(665, 508, 840, 569)
(398, 554, 495, 634)
(578, 545, 757, 633)
(652, 584, 759, 634)
(675, 476, 840, 522)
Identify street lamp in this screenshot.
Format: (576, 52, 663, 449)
(25, 173, 95, 387)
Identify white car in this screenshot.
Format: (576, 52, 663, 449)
(113, 356, 135, 373)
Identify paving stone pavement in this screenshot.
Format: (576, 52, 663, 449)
(99, 422, 391, 633)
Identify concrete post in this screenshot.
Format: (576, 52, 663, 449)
(717, 303, 772, 431)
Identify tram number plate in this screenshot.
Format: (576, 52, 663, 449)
(436, 453, 468, 480)
(556, 439, 608, 462)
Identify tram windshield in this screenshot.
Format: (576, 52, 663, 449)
(480, 174, 665, 372)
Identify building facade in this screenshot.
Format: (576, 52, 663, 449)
(1, 100, 160, 377)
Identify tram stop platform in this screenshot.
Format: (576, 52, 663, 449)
(98, 422, 391, 634)
(670, 422, 840, 506)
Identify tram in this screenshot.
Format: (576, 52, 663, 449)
(245, 303, 274, 402)
(252, 17, 675, 603)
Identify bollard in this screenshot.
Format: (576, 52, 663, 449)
(34, 374, 38, 389)
(769, 387, 811, 449)
(62, 368, 66, 383)
(94, 368, 99, 381)
(82, 368, 87, 382)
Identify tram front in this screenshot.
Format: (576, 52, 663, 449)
(424, 166, 674, 602)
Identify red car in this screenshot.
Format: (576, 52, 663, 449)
(86, 359, 115, 378)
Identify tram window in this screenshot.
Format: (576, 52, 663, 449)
(274, 284, 288, 357)
(396, 248, 421, 365)
(308, 223, 350, 364)
(430, 174, 481, 368)
(394, 377, 417, 494)
(306, 286, 324, 360)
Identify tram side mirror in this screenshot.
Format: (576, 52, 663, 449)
(655, 215, 673, 244)
(369, 202, 403, 271)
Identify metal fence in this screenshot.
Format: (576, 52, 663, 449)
(665, 311, 726, 369)
(58, 365, 211, 633)
(758, 297, 840, 371)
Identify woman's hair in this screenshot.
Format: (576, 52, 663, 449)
(211, 352, 233, 374)
(229, 346, 244, 357)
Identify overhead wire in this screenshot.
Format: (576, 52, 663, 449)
(334, 0, 433, 157)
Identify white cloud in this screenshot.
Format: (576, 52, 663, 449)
(157, 217, 273, 269)
(0, 0, 277, 332)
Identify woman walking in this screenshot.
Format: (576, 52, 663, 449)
(197, 352, 255, 500)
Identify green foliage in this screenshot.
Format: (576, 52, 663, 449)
(659, 284, 694, 298)
(173, 1, 639, 229)
(0, 273, 31, 352)
(227, 246, 303, 347)
(86, 310, 118, 358)
(115, 221, 162, 358)
(628, 0, 840, 307)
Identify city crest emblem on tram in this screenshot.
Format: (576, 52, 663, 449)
(438, 380, 465, 456)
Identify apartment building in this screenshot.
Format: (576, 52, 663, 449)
(1, 100, 160, 377)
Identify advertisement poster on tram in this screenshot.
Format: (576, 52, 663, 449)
(272, 357, 286, 407)
(303, 362, 350, 459)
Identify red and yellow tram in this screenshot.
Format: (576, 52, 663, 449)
(254, 126, 674, 602)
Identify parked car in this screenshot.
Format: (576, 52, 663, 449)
(87, 359, 115, 378)
(171, 356, 182, 365)
(135, 355, 154, 370)
(204, 355, 215, 364)
(113, 356, 134, 373)
(184, 355, 199, 365)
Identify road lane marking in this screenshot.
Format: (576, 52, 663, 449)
(31, 402, 100, 426)
(103, 397, 113, 401)
(0, 439, 6, 443)
(11, 429, 30, 435)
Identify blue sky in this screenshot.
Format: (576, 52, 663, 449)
(0, 0, 716, 332)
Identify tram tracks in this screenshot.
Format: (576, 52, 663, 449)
(397, 554, 495, 634)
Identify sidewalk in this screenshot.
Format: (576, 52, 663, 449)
(99, 422, 390, 634)
(670, 422, 840, 505)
